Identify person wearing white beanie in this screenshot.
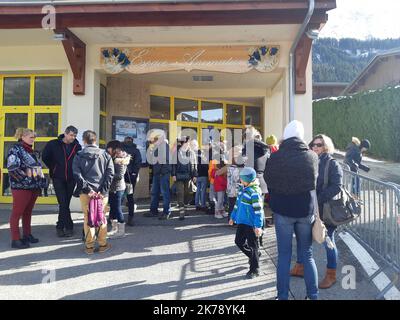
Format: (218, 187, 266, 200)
(283, 120, 305, 141)
(264, 119, 319, 300)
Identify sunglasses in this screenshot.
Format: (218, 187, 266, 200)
(311, 143, 324, 148)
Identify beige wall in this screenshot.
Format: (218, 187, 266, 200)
(106, 76, 151, 199)
(265, 77, 285, 140)
(356, 56, 400, 93)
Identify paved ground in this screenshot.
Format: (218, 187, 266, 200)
(0, 202, 382, 300)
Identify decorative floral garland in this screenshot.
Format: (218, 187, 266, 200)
(248, 46, 279, 72)
(102, 48, 131, 74)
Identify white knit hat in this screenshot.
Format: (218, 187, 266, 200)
(283, 120, 304, 140)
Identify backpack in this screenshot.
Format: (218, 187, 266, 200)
(322, 159, 362, 226)
(87, 196, 106, 228)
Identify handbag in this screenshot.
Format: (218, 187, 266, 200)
(322, 159, 362, 226)
(188, 179, 197, 193)
(311, 190, 327, 244)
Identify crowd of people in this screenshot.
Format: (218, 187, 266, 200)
(5, 121, 371, 300)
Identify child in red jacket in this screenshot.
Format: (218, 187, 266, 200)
(212, 162, 228, 219)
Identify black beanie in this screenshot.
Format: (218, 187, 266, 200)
(360, 139, 371, 150)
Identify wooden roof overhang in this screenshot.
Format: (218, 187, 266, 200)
(0, 0, 336, 95)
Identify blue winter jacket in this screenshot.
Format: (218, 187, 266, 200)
(230, 181, 264, 228)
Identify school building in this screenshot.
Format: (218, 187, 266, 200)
(0, 0, 336, 203)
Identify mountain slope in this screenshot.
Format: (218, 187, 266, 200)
(312, 38, 400, 82)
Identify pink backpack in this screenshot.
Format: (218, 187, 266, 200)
(88, 196, 106, 228)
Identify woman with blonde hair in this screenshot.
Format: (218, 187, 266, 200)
(7, 128, 47, 249)
(290, 134, 343, 290)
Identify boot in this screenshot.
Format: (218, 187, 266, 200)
(110, 222, 125, 239)
(319, 268, 337, 289)
(108, 220, 118, 237)
(126, 216, 135, 227)
(290, 263, 304, 277)
(179, 208, 185, 221)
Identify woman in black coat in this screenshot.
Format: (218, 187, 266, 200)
(291, 134, 343, 290)
(265, 120, 319, 300)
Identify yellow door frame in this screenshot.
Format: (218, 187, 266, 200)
(0, 74, 62, 204)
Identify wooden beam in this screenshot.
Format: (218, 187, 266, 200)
(0, 10, 329, 29)
(295, 33, 313, 94)
(0, 1, 337, 15)
(55, 28, 86, 95)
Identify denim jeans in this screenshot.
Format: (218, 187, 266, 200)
(195, 176, 207, 208)
(296, 225, 338, 269)
(109, 190, 125, 223)
(352, 175, 360, 196)
(150, 173, 171, 216)
(274, 212, 318, 300)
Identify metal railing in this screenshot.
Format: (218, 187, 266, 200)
(340, 163, 400, 299)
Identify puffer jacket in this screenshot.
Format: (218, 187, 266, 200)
(110, 151, 131, 193)
(72, 145, 114, 196)
(230, 180, 264, 228)
(265, 137, 318, 218)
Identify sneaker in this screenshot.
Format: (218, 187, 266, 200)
(222, 211, 229, 218)
(214, 212, 224, 219)
(64, 230, 73, 238)
(22, 234, 39, 244)
(56, 229, 65, 237)
(246, 269, 260, 279)
(11, 240, 30, 249)
(85, 247, 95, 255)
(158, 212, 171, 220)
(98, 243, 111, 253)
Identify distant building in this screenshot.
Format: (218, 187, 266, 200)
(313, 82, 349, 100)
(342, 48, 400, 95)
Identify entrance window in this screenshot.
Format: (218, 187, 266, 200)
(4, 113, 28, 137)
(34, 76, 62, 106)
(34, 113, 58, 137)
(201, 101, 223, 124)
(226, 104, 243, 125)
(150, 95, 170, 120)
(0, 74, 61, 204)
(179, 127, 198, 141)
(3, 77, 30, 106)
(174, 98, 198, 122)
(245, 106, 261, 126)
(149, 122, 169, 142)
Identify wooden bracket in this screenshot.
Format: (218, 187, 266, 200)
(54, 28, 86, 95)
(295, 33, 313, 94)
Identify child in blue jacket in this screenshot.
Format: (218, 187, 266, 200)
(229, 167, 264, 279)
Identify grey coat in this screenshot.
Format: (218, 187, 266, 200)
(72, 145, 114, 196)
(110, 151, 131, 193)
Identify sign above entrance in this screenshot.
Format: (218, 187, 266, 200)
(100, 46, 280, 74)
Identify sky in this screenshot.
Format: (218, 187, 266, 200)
(319, 0, 400, 40)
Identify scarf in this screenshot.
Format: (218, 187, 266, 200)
(21, 141, 33, 154)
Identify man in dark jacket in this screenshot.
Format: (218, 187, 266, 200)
(344, 137, 370, 196)
(146, 130, 171, 219)
(42, 126, 82, 237)
(122, 136, 142, 226)
(72, 130, 114, 254)
(171, 136, 198, 220)
(265, 120, 319, 300)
